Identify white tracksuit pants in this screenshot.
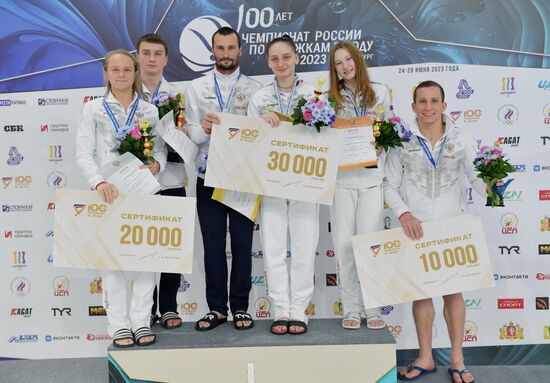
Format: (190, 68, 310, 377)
(260, 196, 319, 323)
(330, 185, 383, 316)
(102, 270, 156, 336)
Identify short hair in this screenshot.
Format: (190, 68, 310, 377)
(413, 80, 445, 103)
(266, 34, 296, 56)
(212, 27, 241, 48)
(137, 33, 168, 56)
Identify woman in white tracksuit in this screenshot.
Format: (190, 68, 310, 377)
(75, 50, 167, 347)
(327, 41, 392, 330)
(248, 35, 318, 335)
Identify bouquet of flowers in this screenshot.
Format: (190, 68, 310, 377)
(151, 92, 185, 126)
(473, 141, 516, 207)
(290, 91, 336, 133)
(373, 115, 413, 152)
(116, 119, 156, 164)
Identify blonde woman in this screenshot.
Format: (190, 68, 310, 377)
(76, 49, 167, 347)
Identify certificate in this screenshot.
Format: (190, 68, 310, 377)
(212, 188, 262, 221)
(351, 214, 494, 308)
(333, 116, 377, 170)
(205, 113, 343, 205)
(156, 113, 198, 165)
(53, 189, 196, 273)
(99, 152, 160, 195)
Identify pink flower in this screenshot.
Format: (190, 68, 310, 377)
(309, 98, 317, 103)
(493, 149, 502, 156)
(129, 127, 141, 139)
(316, 100, 325, 108)
(389, 117, 401, 124)
(479, 145, 488, 152)
(303, 109, 313, 122)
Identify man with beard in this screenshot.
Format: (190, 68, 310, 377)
(185, 26, 262, 331)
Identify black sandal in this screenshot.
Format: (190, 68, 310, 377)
(270, 320, 290, 335)
(161, 312, 182, 329)
(195, 312, 227, 331)
(112, 328, 134, 348)
(150, 314, 160, 327)
(133, 327, 156, 346)
(233, 310, 254, 330)
(288, 320, 307, 335)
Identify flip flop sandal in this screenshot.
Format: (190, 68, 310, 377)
(112, 328, 134, 348)
(288, 320, 307, 335)
(342, 312, 361, 329)
(233, 310, 254, 330)
(270, 320, 290, 335)
(397, 365, 437, 381)
(448, 368, 475, 383)
(133, 327, 156, 346)
(195, 312, 227, 331)
(161, 312, 182, 329)
(366, 313, 386, 330)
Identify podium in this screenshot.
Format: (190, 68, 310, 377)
(108, 319, 396, 383)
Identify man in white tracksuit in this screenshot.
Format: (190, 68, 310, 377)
(137, 33, 187, 329)
(185, 27, 262, 331)
(385, 81, 483, 383)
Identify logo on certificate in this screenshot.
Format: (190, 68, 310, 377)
(383, 240, 401, 255)
(370, 244, 381, 257)
(228, 127, 240, 139)
(74, 204, 86, 216)
(227, 126, 258, 142)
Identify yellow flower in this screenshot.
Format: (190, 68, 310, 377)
(138, 119, 149, 130)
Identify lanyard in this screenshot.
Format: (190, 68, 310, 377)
(102, 96, 140, 133)
(213, 72, 241, 112)
(417, 135, 447, 170)
(151, 81, 161, 101)
(273, 76, 298, 116)
(344, 87, 365, 117)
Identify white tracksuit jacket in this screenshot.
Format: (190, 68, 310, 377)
(384, 115, 486, 223)
(75, 92, 167, 336)
(248, 78, 319, 323)
(330, 82, 393, 317)
(142, 78, 186, 190)
(184, 67, 262, 175)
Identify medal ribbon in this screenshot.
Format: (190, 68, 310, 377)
(102, 95, 140, 133)
(417, 135, 447, 170)
(274, 76, 298, 116)
(213, 72, 242, 112)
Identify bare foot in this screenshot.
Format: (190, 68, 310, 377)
(399, 358, 435, 380)
(449, 365, 474, 383)
(197, 311, 226, 329)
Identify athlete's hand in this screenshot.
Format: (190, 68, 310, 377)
(370, 140, 383, 156)
(399, 212, 423, 240)
(201, 113, 220, 134)
(261, 111, 280, 127)
(141, 161, 161, 176)
(96, 182, 118, 204)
